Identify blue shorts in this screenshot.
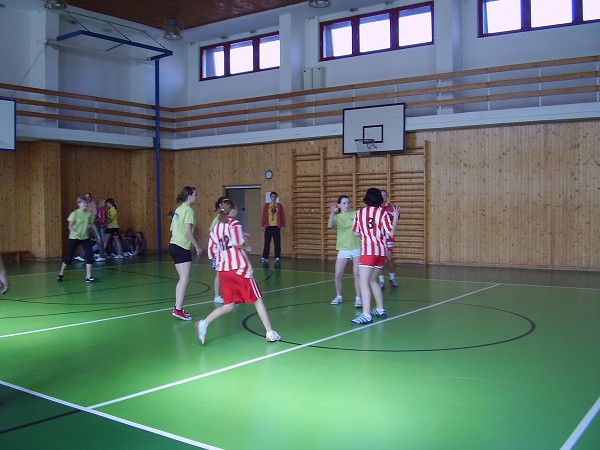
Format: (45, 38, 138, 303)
(337, 249, 360, 259)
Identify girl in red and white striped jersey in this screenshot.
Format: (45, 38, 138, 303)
(194, 199, 281, 345)
(351, 188, 399, 325)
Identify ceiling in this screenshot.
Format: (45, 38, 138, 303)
(3, 0, 380, 42)
(67, 0, 308, 31)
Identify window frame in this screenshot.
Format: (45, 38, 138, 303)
(199, 32, 279, 81)
(478, 0, 600, 37)
(319, 2, 434, 62)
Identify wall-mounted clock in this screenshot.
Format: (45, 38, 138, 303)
(264, 169, 273, 180)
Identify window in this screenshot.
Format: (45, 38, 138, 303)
(583, 0, 600, 21)
(259, 35, 280, 69)
(200, 33, 279, 80)
(359, 14, 390, 53)
(480, 0, 600, 36)
(398, 4, 434, 47)
(321, 2, 433, 61)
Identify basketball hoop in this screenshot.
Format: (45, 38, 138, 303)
(355, 138, 376, 157)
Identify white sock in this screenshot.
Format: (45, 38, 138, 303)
(389, 273, 396, 280)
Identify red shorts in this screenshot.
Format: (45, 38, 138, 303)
(359, 255, 386, 268)
(219, 271, 262, 304)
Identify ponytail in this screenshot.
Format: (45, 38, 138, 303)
(176, 186, 196, 204)
(218, 199, 236, 223)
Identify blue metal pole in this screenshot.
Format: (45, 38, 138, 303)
(154, 59, 162, 254)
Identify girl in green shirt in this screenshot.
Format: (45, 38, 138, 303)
(57, 197, 101, 283)
(327, 195, 362, 307)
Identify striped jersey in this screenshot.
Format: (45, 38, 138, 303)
(352, 206, 393, 256)
(207, 217, 253, 278)
(381, 201, 398, 243)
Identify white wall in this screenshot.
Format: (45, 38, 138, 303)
(1, 0, 599, 135)
(461, 0, 600, 68)
(0, 7, 35, 86)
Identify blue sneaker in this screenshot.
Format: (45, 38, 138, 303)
(350, 313, 373, 325)
(371, 308, 387, 318)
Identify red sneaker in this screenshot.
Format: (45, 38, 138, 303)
(172, 308, 192, 321)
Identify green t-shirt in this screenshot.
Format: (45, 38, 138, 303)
(209, 214, 219, 231)
(333, 210, 360, 251)
(170, 203, 196, 250)
(67, 209, 93, 240)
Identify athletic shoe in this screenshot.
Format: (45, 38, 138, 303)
(114, 254, 124, 259)
(371, 308, 387, 318)
(330, 295, 343, 305)
(85, 277, 98, 283)
(57, 274, 63, 282)
(196, 320, 207, 345)
(379, 279, 385, 289)
(74, 256, 84, 262)
(351, 313, 373, 325)
(94, 255, 106, 262)
(214, 296, 224, 304)
(389, 278, 399, 288)
(172, 308, 192, 321)
(266, 330, 281, 342)
(354, 297, 363, 308)
(260, 258, 268, 264)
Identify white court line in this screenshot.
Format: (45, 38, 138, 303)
(0, 380, 222, 450)
(89, 283, 500, 409)
(0, 277, 337, 339)
(560, 396, 600, 450)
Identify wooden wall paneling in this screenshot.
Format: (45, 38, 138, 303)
(422, 122, 600, 269)
(291, 139, 427, 264)
(6, 120, 595, 269)
(158, 150, 175, 252)
(29, 141, 62, 259)
(171, 142, 296, 257)
(389, 146, 426, 264)
(292, 146, 323, 258)
(549, 122, 599, 268)
(130, 149, 155, 249)
(60, 145, 136, 256)
(0, 142, 32, 254)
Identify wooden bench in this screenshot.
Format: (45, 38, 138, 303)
(1, 250, 30, 263)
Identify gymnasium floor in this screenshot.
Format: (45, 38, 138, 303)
(0, 255, 598, 450)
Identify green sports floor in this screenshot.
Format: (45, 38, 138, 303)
(1, 255, 599, 450)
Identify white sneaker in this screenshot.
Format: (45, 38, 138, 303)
(94, 255, 106, 262)
(214, 295, 224, 304)
(114, 254, 124, 259)
(354, 297, 363, 308)
(330, 295, 343, 305)
(196, 320, 207, 345)
(74, 256, 84, 262)
(266, 330, 281, 342)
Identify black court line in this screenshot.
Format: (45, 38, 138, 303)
(242, 300, 536, 352)
(0, 410, 81, 435)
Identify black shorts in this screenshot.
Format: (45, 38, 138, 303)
(106, 227, 120, 237)
(169, 243, 192, 264)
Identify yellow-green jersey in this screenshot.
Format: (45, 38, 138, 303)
(170, 203, 196, 250)
(106, 206, 119, 228)
(67, 209, 94, 240)
(333, 210, 360, 251)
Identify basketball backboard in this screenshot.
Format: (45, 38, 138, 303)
(0, 98, 16, 151)
(343, 103, 406, 156)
